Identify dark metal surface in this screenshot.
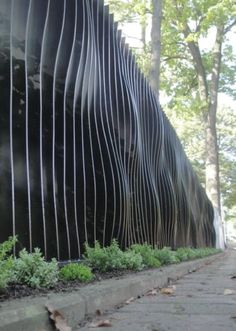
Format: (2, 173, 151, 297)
(0, 0, 215, 260)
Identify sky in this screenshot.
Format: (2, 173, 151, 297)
(118, 20, 236, 110)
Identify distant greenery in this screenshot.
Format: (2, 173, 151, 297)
(0, 237, 222, 293)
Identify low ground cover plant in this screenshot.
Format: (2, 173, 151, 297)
(84, 239, 143, 271)
(0, 236, 17, 290)
(84, 241, 221, 271)
(153, 247, 179, 265)
(12, 248, 59, 288)
(59, 263, 94, 282)
(0, 236, 222, 295)
(130, 244, 161, 268)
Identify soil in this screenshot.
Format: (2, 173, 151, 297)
(0, 269, 139, 303)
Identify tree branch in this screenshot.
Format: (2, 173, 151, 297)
(224, 20, 236, 35)
(163, 55, 189, 62)
(196, 15, 206, 33)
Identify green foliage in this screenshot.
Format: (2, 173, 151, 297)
(106, 0, 152, 24)
(217, 106, 236, 214)
(130, 244, 161, 268)
(85, 240, 221, 272)
(0, 236, 17, 290)
(84, 240, 143, 272)
(84, 240, 119, 272)
(121, 251, 144, 271)
(59, 263, 94, 282)
(166, 103, 236, 215)
(0, 236, 17, 260)
(154, 247, 179, 265)
(176, 248, 196, 261)
(12, 248, 59, 288)
(176, 247, 221, 261)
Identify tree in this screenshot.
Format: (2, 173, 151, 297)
(160, 0, 236, 215)
(165, 103, 236, 223)
(105, 0, 236, 216)
(217, 105, 236, 213)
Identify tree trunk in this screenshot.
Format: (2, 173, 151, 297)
(183, 25, 208, 104)
(184, 23, 223, 214)
(205, 25, 224, 215)
(141, 22, 146, 48)
(150, 0, 163, 100)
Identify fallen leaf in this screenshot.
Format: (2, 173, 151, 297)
(224, 289, 235, 295)
(45, 304, 72, 331)
(125, 297, 135, 304)
(146, 289, 158, 296)
(89, 319, 112, 328)
(160, 287, 174, 295)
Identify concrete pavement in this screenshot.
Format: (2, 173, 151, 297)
(0, 253, 224, 331)
(79, 250, 236, 331)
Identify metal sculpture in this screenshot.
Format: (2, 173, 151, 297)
(0, 0, 215, 260)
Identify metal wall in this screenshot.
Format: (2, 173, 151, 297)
(0, 0, 215, 260)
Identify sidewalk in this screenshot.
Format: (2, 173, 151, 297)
(0, 251, 230, 331)
(78, 250, 236, 331)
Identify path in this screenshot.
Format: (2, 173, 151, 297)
(78, 250, 236, 331)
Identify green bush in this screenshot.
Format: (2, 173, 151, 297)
(84, 241, 113, 272)
(0, 236, 17, 290)
(154, 247, 179, 265)
(12, 248, 59, 288)
(60, 263, 94, 282)
(84, 240, 144, 271)
(84, 239, 126, 272)
(175, 248, 189, 261)
(130, 244, 161, 268)
(104, 239, 126, 270)
(121, 251, 144, 270)
(84, 241, 222, 272)
(176, 247, 221, 261)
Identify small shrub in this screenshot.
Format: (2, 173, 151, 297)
(12, 248, 59, 288)
(176, 247, 221, 261)
(84, 240, 221, 273)
(60, 263, 94, 282)
(154, 247, 178, 265)
(175, 248, 189, 261)
(84, 240, 122, 272)
(84, 241, 112, 272)
(0, 236, 17, 290)
(121, 251, 144, 270)
(130, 244, 161, 268)
(84, 240, 144, 271)
(176, 247, 198, 261)
(104, 239, 126, 270)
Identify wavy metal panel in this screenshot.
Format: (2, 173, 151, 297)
(0, 0, 215, 260)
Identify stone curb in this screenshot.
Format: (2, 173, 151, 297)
(0, 253, 225, 331)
